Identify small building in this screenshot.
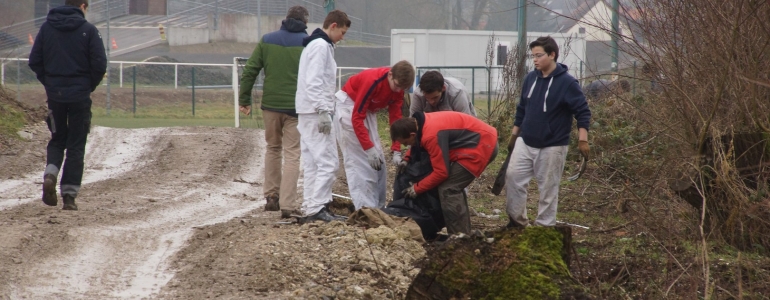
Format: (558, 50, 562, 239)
(557, 0, 638, 73)
(390, 29, 587, 94)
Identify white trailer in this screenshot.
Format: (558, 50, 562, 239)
(391, 29, 587, 94)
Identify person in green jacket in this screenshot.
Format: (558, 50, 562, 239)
(239, 6, 309, 218)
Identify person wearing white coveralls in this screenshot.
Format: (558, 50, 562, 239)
(295, 10, 350, 221)
(334, 61, 415, 210)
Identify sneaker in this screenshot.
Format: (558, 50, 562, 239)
(281, 209, 301, 219)
(301, 207, 347, 223)
(264, 194, 280, 211)
(62, 195, 78, 211)
(42, 174, 58, 206)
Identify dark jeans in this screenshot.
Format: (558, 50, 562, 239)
(438, 145, 499, 234)
(45, 99, 92, 197)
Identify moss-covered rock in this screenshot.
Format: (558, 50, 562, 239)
(406, 227, 588, 300)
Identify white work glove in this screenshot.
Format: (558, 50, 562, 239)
(365, 148, 383, 171)
(402, 182, 418, 199)
(318, 110, 332, 135)
(392, 151, 402, 165)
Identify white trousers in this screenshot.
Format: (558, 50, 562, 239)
(334, 91, 387, 210)
(298, 113, 339, 215)
(505, 137, 568, 226)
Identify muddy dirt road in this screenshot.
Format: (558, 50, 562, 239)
(0, 124, 426, 300)
(0, 125, 267, 298)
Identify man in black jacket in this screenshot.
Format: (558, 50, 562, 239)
(29, 0, 107, 211)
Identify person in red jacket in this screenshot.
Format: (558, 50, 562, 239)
(390, 111, 498, 234)
(334, 60, 415, 210)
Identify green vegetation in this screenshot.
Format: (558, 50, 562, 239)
(0, 102, 26, 137)
(416, 227, 584, 299)
(89, 99, 263, 129)
(92, 117, 235, 128)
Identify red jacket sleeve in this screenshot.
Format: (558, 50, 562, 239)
(388, 93, 404, 152)
(351, 83, 375, 151)
(413, 136, 449, 194)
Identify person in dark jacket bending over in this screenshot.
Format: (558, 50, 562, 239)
(239, 6, 309, 218)
(391, 112, 498, 235)
(29, 0, 107, 211)
(505, 36, 591, 227)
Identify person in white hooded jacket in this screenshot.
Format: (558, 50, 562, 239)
(295, 10, 350, 222)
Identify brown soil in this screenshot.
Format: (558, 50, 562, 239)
(0, 86, 440, 299)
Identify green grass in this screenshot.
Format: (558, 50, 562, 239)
(92, 102, 234, 119)
(92, 117, 236, 128)
(90, 101, 264, 129)
(0, 103, 27, 137)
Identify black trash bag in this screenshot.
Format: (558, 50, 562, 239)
(381, 150, 445, 241)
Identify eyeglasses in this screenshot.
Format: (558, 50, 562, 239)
(530, 53, 547, 59)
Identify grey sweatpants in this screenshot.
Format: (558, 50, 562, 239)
(505, 137, 568, 226)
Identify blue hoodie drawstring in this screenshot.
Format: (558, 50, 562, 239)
(526, 76, 555, 112)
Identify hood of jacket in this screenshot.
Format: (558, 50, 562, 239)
(302, 28, 333, 47)
(47, 6, 87, 32)
(535, 62, 569, 79)
(282, 18, 308, 33)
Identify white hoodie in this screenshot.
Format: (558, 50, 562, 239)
(295, 36, 337, 114)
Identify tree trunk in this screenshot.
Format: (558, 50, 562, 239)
(406, 226, 588, 300)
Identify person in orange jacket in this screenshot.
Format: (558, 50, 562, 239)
(334, 60, 415, 210)
(390, 111, 498, 235)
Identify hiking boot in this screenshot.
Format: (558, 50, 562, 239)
(281, 209, 301, 219)
(42, 174, 58, 206)
(62, 195, 78, 211)
(506, 217, 528, 229)
(302, 207, 347, 223)
(264, 194, 280, 211)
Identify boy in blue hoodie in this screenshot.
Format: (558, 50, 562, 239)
(29, 0, 107, 211)
(505, 36, 591, 227)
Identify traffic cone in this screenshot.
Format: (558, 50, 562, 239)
(158, 24, 166, 41)
(111, 38, 118, 49)
(28, 33, 34, 45)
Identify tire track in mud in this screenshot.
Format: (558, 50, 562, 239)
(0, 127, 159, 210)
(0, 126, 267, 299)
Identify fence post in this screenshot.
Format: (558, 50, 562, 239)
(415, 69, 422, 91)
(132, 65, 137, 115)
(471, 68, 475, 107)
(16, 60, 21, 102)
(579, 61, 584, 87)
(487, 66, 491, 117)
(174, 64, 178, 89)
(1, 61, 5, 86)
(192, 67, 196, 116)
(233, 58, 239, 128)
(120, 62, 123, 88)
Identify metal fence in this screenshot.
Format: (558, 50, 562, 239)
(415, 66, 505, 114)
(1, 57, 371, 127)
(165, 0, 389, 45)
(1, 0, 389, 51)
(0, 0, 129, 50)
